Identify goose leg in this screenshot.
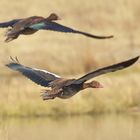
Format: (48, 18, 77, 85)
(42, 96, 55, 100)
(40, 89, 57, 100)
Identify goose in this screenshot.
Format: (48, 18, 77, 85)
(6, 56, 139, 100)
(0, 13, 113, 42)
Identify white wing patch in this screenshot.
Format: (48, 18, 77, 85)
(33, 68, 61, 78)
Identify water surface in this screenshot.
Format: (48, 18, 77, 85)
(0, 114, 140, 140)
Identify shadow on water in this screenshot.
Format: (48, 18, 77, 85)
(0, 114, 140, 140)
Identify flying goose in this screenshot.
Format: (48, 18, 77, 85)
(0, 13, 113, 42)
(6, 56, 139, 100)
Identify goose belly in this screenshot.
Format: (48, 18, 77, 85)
(57, 88, 79, 99)
(22, 28, 37, 35)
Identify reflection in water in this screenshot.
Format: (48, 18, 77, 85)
(0, 114, 140, 140)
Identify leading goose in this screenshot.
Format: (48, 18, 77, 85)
(6, 56, 139, 100)
(0, 13, 113, 42)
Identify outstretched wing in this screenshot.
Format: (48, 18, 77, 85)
(73, 56, 139, 84)
(29, 21, 113, 39)
(6, 57, 61, 87)
(0, 19, 21, 28)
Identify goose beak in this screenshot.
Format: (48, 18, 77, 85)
(57, 17, 61, 20)
(99, 84, 104, 88)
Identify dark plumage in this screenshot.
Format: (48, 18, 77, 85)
(6, 56, 139, 100)
(0, 13, 114, 42)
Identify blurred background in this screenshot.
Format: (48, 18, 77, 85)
(0, 0, 140, 140)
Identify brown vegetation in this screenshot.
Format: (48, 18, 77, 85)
(0, 0, 140, 116)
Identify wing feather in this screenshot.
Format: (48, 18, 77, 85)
(29, 21, 113, 39)
(0, 19, 21, 28)
(6, 59, 60, 87)
(73, 56, 139, 84)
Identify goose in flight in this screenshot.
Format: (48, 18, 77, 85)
(6, 56, 139, 100)
(0, 13, 113, 42)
